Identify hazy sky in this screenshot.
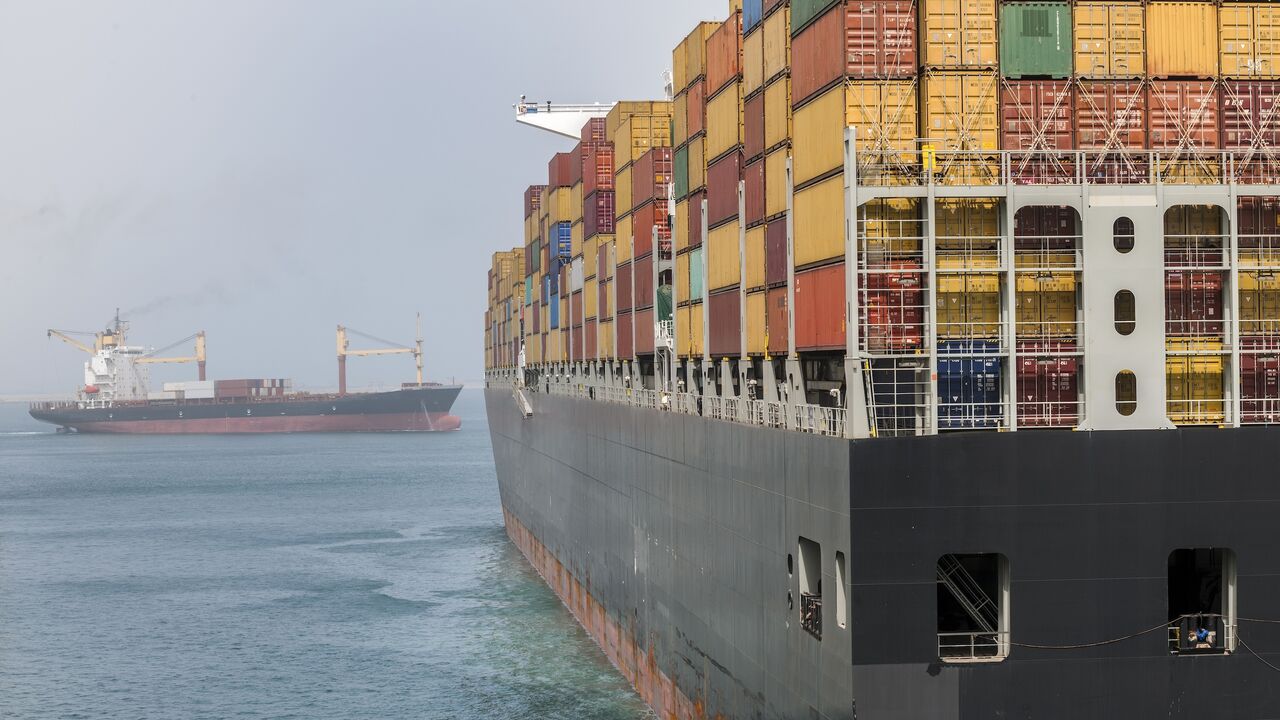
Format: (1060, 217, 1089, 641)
(0, 0, 723, 396)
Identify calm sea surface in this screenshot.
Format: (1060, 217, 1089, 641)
(0, 391, 649, 719)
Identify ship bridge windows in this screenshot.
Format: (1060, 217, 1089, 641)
(798, 537, 822, 640)
(1114, 217, 1135, 253)
(937, 553, 1010, 663)
(1169, 548, 1237, 656)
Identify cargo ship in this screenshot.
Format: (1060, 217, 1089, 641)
(31, 313, 461, 434)
(484, 2, 1280, 718)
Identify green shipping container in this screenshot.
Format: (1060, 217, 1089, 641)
(525, 277, 534, 306)
(791, 0, 840, 37)
(674, 145, 690, 199)
(690, 247, 705, 300)
(999, 2, 1072, 79)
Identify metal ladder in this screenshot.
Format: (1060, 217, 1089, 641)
(937, 554, 999, 633)
(513, 384, 533, 418)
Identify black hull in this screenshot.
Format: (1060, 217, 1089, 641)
(30, 386, 463, 434)
(486, 388, 1280, 719)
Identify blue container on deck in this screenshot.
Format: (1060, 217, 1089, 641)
(550, 296, 560, 329)
(938, 341, 1003, 430)
(555, 222, 572, 258)
(870, 360, 923, 434)
(743, 0, 763, 33)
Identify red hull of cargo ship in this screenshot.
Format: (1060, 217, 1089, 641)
(70, 411, 462, 435)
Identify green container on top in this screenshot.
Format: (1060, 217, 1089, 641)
(791, 0, 839, 36)
(1000, 2, 1073, 79)
(689, 247, 705, 300)
(674, 145, 690, 199)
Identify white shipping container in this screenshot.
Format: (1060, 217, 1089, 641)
(572, 258, 585, 292)
(184, 390, 216, 400)
(164, 380, 215, 392)
(147, 391, 178, 401)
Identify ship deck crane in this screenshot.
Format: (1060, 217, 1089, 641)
(137, 332, 207, 381)
(47, 329, 97, 355)
(336, 314, 424, 396)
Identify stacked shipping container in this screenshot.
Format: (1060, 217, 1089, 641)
(481, 0, 1280, 431)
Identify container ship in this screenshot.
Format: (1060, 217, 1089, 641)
(31, 314, 461, 434)
(484, 1, 1280, 717)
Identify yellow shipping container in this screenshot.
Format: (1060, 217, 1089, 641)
(1166, 338, 1226, 424)
(765, 148, 789, 218)
(676, 251, 691, 303)
(1147, 2, 1218, 79)
(861, 198, 922, 255)
(1164, 205, 1223, 237)
(674, 22, 718, 92)
(708, 221, 742, 290)
(746, 225, 766, 289)
(675, 199, 691, 252)
(921, 71, 999, 152)
(584, 236, 599, 279)
(616, 214, 634, 264)
(921, 0, 998, 68)
(763, 7, 790, 81)
(794, 80, 918, 188)
(603, 278, 614, 319)
(677, 302, 707, 357)
(547, 187, 574, 223)
(1074, 1, 1146, 78)
(744, 27, 765, 97)
(764, 77, 792, 151)
(606, 101, 672, 142)
(611, 108, 675, 165)
(746, 290, 767, 355)
(616, 165, 634, 215)
(1220, 3, 1280, 79)
(585, 278, 599, 318)
(936, 199, 1000, 238)
(793, 174, 844, 267)
(1015, 279, 1078, 339)
(937, 274, 1001, 339)
(674, 92, 690, 145)
(571, 221, 583, 258)
(599, 319, 615, 359)
(706, 82, 745, 163)
(527, 333, 542, 365)
(688, 135, 708, 191)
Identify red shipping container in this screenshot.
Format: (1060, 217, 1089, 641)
(617, 261, 634, 312)
(632, 148, 673, 209)
(581, 117, 607, 144)
(1241, 337, 1280, 423)
(548, 152, 575, 188)
(707, 151, 743, 228)
(584, 191, 616, 238)
(706, 12, 743, 97)
(618, 310, 635, 359)
(571, 323, 584, 360)
(635, 307, 656, 355)
(1239, 196, 1280, 241)
(583, 144, 615, 196)
(634, 253, 655, 310)
(525, 185, 547, 219)
(560, 264, 569, 299)
(1223, 81, 1280, 183)
(766, 217, 788, 287)
(793, 0, 917, 106)
(568, 143, 585, 186)
(1016, 340, 1080, 427)
(1147, 81, 1221, 151)
(767, 287, 789, 356)
(745, 92, 765, 160)
(688, 79, 707, 138)
(1002, 80, 1075, 183)
(745, 159, 766, 227)
(597, 246, 608, 280)
(1165, 271, 1224, 336)
(688, 190, 707, 247)
(597, 280, 609, 321)
(570, 291, 583, 326)
(585, 319, 598, 360)
(1014, 206, 1077, 250)
(532, 301, 542, 334)
(795, 262, 846, 351)
(632, 199, 671, 257)
(861, 260, 924, 352)
(1076, 81, 1148, 182)
(708, 289, 742, 357)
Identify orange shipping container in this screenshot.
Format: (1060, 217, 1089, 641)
(1074, 1, 1146, 78)
(1220, 3, 1280, 80)
(746, 290, 768, 355)
(707, 13, 744, 96)
(920, 0, 998, 69)
(795, 262, 846, 351)
(1146, 2, 1218, 79)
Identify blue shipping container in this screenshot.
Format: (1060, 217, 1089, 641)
(525, 277, 533, 306)
(555, 222, 572, 258)
(937, 341, 1002, 430)
(550, 297, 560, 329)
(743, 0, 763, 33)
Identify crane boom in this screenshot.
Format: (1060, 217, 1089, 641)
(336, 315, 424, 395)
(136, 332, 207, 380)
(47, 329, 96, 355)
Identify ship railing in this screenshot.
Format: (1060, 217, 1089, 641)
(723, 397, 740, 422)
(792, 404, 847, 438)
(703, 396, 725, 421)
(634, 389, 660, 410)
(800, 593, 823, 640)
(1168, 614, 1235, 655)
(856, 150, 1271, 188)
(1166, 398, 1231, 427)
(938, 631, 1009, 662)
(744, 399, 787, 429)
(671, 392, 701, 416)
